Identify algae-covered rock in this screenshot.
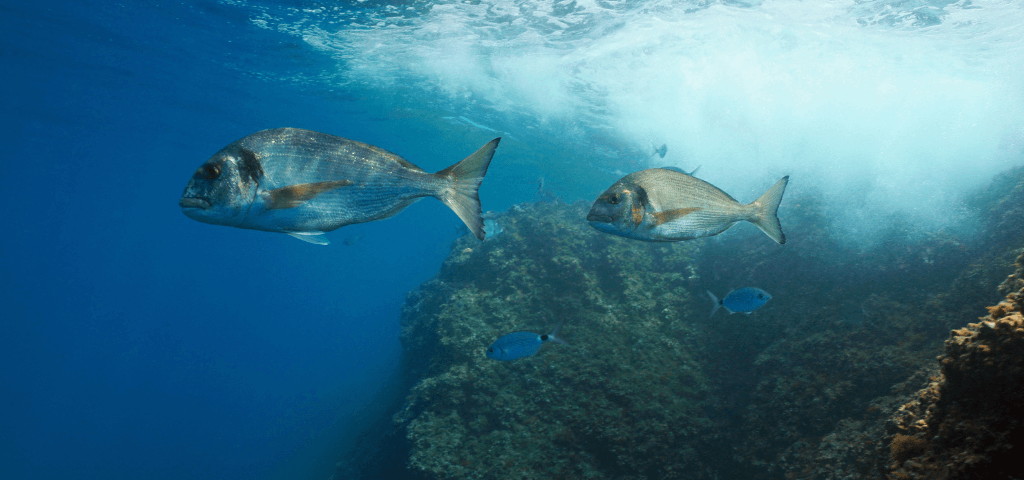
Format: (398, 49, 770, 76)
(882, 250, 1024, 480)
(680, 167, 1024, 479)
(381, 166, 1024, 480)
(967, 165, 1024, 253)
(396, 201, 713, 479)
(691, 191, 988, 477)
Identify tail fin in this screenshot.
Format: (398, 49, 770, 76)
(436, 138, 500, 240)
(748, 176, 789, 244)
(707, 290, 722, 318)
(545, 320, 570, 346)
(652, 144, 668, 158)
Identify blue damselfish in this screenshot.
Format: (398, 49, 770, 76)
(707, 287, 772, 317)
(486, 322, 569, 361)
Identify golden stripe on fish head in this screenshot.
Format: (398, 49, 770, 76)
(179, 143, 263, 227)
(586, 179, 648, 236)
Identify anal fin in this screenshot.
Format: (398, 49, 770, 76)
(287, 232, 330, 245)
(267, 180, 353, 210)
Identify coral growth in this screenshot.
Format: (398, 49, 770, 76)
(889, 434, 928, 464)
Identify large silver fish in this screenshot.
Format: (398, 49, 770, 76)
(587, 168, 789, 244)
(179, 128, 499, 244)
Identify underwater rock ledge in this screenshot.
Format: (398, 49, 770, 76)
(338, 166, 1024, 480)
(882, 250, 1024, 480)
(395, 201, 716, 479)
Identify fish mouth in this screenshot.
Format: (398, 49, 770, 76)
(586, 213, 613, 223)
(179, 197, 211, 209)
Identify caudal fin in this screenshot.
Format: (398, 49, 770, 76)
(707, 290, 722, 318)
(436, 138, 500, 240)
(748, 176, 789, 244)
(546, 320, 570, 346)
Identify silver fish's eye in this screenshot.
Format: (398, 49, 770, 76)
(201, 164, 222, 180)
(609, 193, 621, 205)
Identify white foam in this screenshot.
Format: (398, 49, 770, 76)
(239, 0, 1024, 241)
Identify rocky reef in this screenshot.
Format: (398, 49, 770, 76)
(692, 169, 1024, 480)
(395, 200, 717, 479)
(688, 197, 996, 480)
(341, 166, 1024, 480)
(883, 251, 1024, 479)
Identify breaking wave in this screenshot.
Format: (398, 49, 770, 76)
(230, 0, 1023, 241)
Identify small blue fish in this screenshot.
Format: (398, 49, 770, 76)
(483, 218, 503, 239)
(486, 322, 569, 361)
(707, 288, 772, 317)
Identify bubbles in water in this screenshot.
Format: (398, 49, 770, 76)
(238, 0, 1024, 242)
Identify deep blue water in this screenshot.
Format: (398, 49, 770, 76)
(0, 2, 519, 479)
(2, 1, 1022, 479)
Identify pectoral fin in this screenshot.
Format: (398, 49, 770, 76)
(266, 180, 353, 210)
(651, 207, 701, 227)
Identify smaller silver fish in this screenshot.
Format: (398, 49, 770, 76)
(486, 322, 569, 361)
(707, 287, 772, 317)
(587, 168, 788, 244)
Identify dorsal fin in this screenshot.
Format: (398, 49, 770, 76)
(266, 180, 353, 210)
(658, 166, 701, 176)
(650, 207, 701, 227)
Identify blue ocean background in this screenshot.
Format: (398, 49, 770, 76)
(1, 1, 1022, 479)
